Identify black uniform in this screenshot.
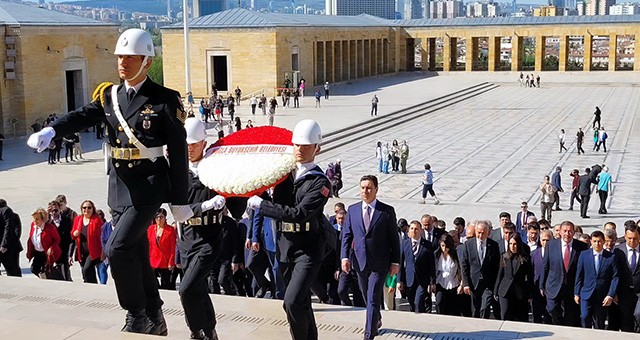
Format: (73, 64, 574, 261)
(50, 79, 189, 329)
(0, 203, 22, 277)
(259, 165, 330, 340)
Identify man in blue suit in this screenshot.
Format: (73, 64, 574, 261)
(540, 220, 588, 327)
(341, 175, 400, 340)
(398, 220, 435, 313)
(531, 229, 552, 324)
(574, 230, 618, 329)
(252, 207, 285, 299)
(515, 201, 535, 238)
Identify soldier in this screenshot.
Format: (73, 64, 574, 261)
(27, 28, 193, 335)
(178, 117, 235, 340)
(247, 119, 331, 340)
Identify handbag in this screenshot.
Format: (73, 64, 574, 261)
(40, 263, 65, 280)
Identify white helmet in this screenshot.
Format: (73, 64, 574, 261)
(185, 117, 207, 144)
(291, 119, 322, 145)
(114, 28, 155, 57)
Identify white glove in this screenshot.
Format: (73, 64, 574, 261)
(170, 205, 194, 222)
(201, 195, 226, 212)
(27, 127, 56, 153)
(247, 196, 263, 210)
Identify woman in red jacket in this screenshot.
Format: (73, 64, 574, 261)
(70, 199, 103, 284)
(27, 208, 62, 277)
(147, 208, 177, 290)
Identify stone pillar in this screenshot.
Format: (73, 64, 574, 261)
(420, 37, 429, 71)
(609, 34, 617, 71)
(635, 33, 640, 72)
(584, 34, 593, 72)
(559, 35, 569, 72)
(466, 37, 475, 72)
(511, 36, 523, 71)
(488, 36, 501, 71)
(443, 36, 452, 71)
(535, 35, 545, 72)
(428, 37, 436, 71)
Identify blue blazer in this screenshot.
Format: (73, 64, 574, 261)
(531, 247, 545, 288)
(399, 238, 435, 288)
(252, 208, 276, 253)
(575, 249, 618, 300)
(341, 200, 400, 273)
(541, 239, 588, 299)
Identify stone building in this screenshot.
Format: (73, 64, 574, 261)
(0, 1, 119, 137)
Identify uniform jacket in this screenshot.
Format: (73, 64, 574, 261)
(0, 205, 22, 252)
(399, 237, 435, 288)
(71, 215, 103, 261)
(260, 166, 330, 263)
(613, 244, 640, 295)
(220, 216, 243, 264)
(147, 224, 177, 269)
(494, 254, 535, 300)
(540, 238, 589, 299)
(26, 222, 62, 264)
(575, 249, 618, 300)
(460, 237, 500, 291)
(50, 79, 189, 208)
(341, 200, 401, 273)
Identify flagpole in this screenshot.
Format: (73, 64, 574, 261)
(183, 0, 191, 96)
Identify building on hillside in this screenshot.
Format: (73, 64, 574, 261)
(0, 1, 118, 137)
(585, 0, 615, 15)
(334, 0, 396, 19)
(430, 0, 464, 18)
(610, 3, 640, 15)
(533, 5, 565, 16)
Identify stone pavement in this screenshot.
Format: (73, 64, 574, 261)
(2, 276, 639, 340)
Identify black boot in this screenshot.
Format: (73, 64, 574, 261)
(147, 307, 168, 336)
(121, 310, 153, 334)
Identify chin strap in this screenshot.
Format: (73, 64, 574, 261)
(125, 56, 149, 82)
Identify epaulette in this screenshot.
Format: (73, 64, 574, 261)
(92, 82, 114, 107)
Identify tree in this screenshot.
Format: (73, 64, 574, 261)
(148, 55, 163, 86)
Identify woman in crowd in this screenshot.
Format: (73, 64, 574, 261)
(375, 141, 383, 173)
(381, 142, 390, 174)
(27, 208, 62, 277)
(494, 233, 534, 322)
(421, 163, 440, 205)
(434, 233, 462, 316)
(390, 139, 400, 172)
(235, 117, 242, 131)
(147, 208, 177, 290)
(70, 200, 103, 284)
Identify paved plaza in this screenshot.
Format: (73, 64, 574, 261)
(1, 71, 640, 338)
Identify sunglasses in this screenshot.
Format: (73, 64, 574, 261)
(82, 206, 93, 210)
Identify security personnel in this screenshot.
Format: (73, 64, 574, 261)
(27, 28, 193, 335)
(247, 119, 330, 340)
(179, 117, 234, 340)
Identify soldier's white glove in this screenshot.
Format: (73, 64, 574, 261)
(201, 195, 225, 212)
(247, 196, 263, 210)
(27, 127, 56, 153)
(170, 205, 194, 223)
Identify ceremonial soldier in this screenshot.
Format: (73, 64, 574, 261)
(27, 28, 193, 335)
(178, 117, 232, 340)
(247, 119, 331, 340)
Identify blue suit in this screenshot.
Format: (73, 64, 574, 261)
(399, 238, 435, 313)
(252, 208, 285, 299)
(531, 247, 550, 323)
(341, 200, 400, 340)
(575, 249, 618, 329)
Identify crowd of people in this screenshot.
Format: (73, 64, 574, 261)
(375, 140, 410, 174)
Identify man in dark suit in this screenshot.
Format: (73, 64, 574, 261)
(515, 202, 535, 237)
(578, 168, 596, 218)
(47, 200, 73, 281)
(0, 199, 22, 277)
(336, 210, 365, 307)
(613, 222, 640, 332)
(398, 220, 435, 313)
(497, 223, 530, 256)
(575, 230, 618, 329)
(540, 220, 588, 327)
(490, 212, 512, 244)
(531, 229, 552, 324)
(420, 214, 443, 249)
(461, 220, 501, 319)
(27, 29, 191, 335)
(341, 175, 400, 340)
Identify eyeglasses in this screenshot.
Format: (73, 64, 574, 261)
(50, 209, 58, 213)
(82, 206, 93, 210)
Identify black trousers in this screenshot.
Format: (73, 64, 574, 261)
(470, 285, 500, 319)
(179, 247, 218, 334)
(580, 194, 590, 217)
(532, 289, 550, 323)
(217, 259, 236, 295)
(65, 144, 74, 161)
(569, 190, 581, 210)
(598, 190, 608, 213)
(0, 249, 22, 276)
(617, 289, 640, 332)
(105, 204, 162, 313)
(337, 270, 365, 307)
(80, 256, 100, 284)
(435, 284, 459, 316)
(280, 252, 324, 340)
(577, 141, 585, 154)
(247, 247, 273, 293)
(499, 296, 529, 322)
(155, 268, 174, 290)
(30, 251, 47, 276)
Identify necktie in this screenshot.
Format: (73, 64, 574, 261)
(479, 241, 485, 263)
(595, 254, 600, 275)
(364, 205, 371, 232)
(563, 244, 571, 272)
(631, 249, 637, 272)
(127, 88, 135, 103)
(412, 240, 418, 258)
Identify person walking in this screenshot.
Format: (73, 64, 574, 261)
(597, 166, 612, 214)
(593, 106, 601, 129)
(494, 233, 534, 322)
(147, 208, 177, 290)
(539, 176, 555, 223)
(592, 128, 599, 151)
(70, 200, 103, 284)
(371, 95, 378, 116)
(558, 129, 568, 153)
(268, 97, 278, 126)
(578, 168, 595, 219)
(569, 169, 581, 211)
(246, 119, 331, 340)
(398, 220, 435, 313)
(390, 140, 400, 172)
(597, 127, 608, 153)
(375, 142, 383, 173)
(314, 90, 321, 108)
(576, 128, 585, 154)
(250, 95, 257, 115)
(381, 143, 390, 174)
(0, 199, 22, 276)
(260, 94, 267, 115)
(420, 163, 440, 205)
(551, 166, 563, 211)
(27, 28, 191, 335)
(399, 141, 409, 174)
(323, 82, 330, 99)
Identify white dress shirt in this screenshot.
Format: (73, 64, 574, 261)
(31, 223, 45, 252)
(436, 255, 460, 289)
(528, 241, 539, 252)
(124, 77, 147, 94)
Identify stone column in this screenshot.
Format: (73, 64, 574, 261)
(559, 35, 569, 72)
(635, 33, 640, 72)
(609, 34, 617, 71)
(420, 37, 429, 71)
(428, 37, 436, 71)
(535, 35, 545, 72)
(466, 36, 475, 72)
(584, 34, 593, 72)
(443, 36, 452, 71)
(488, 36, 501, 71)
(511, 36, 523, 71)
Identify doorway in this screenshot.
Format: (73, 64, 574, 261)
(211, 55, 228, 91)
(65, 70, 84, 110)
